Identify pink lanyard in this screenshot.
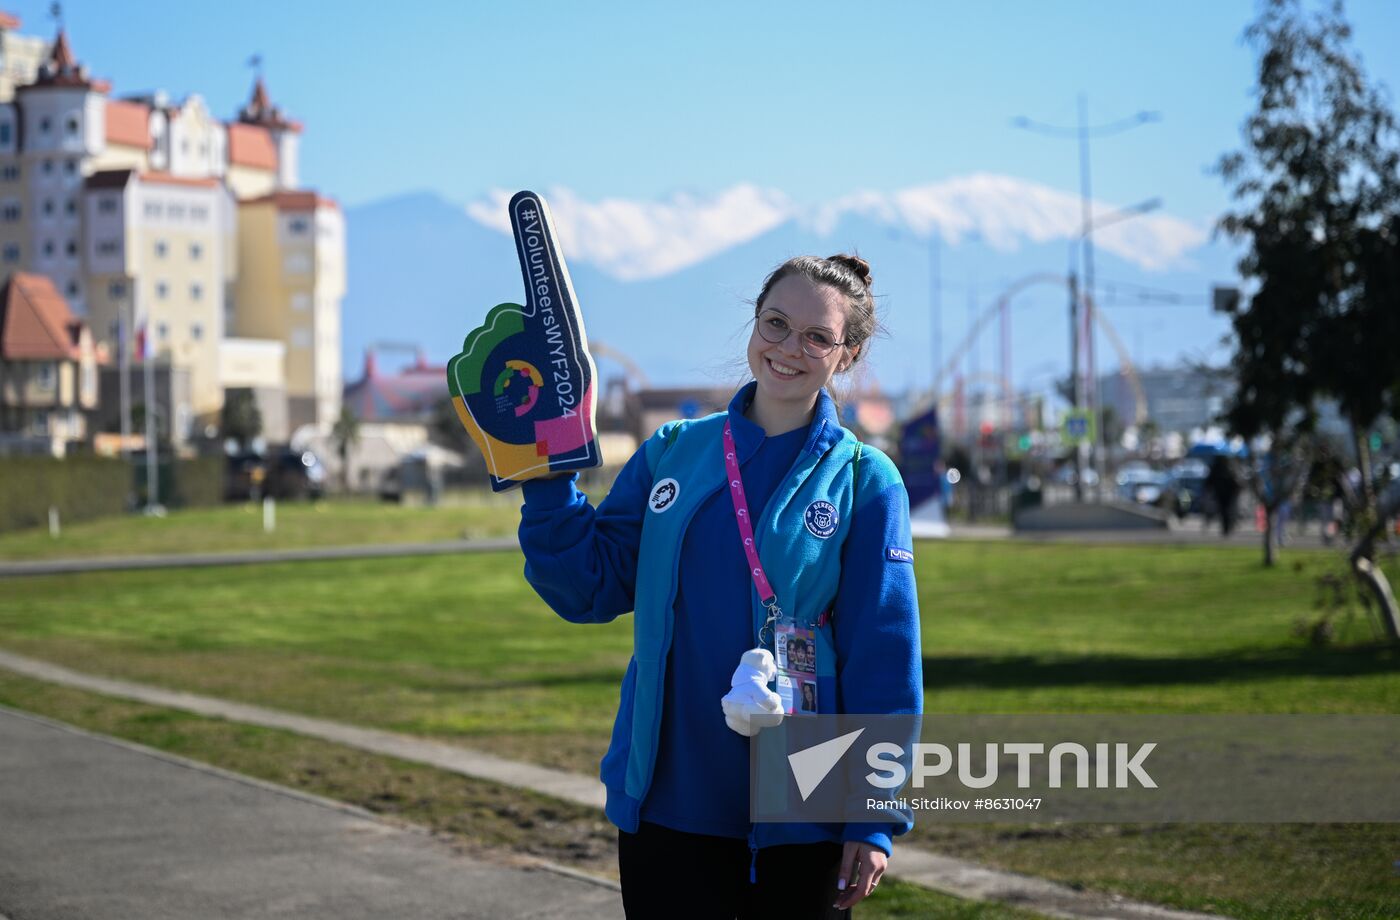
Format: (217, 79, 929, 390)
(723, 420, 784, 640)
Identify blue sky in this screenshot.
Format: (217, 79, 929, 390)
(15, 0, 1400, 221)
(10, 1, 1399, 392)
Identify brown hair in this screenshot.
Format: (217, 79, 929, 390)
(753, 253, 878, 368)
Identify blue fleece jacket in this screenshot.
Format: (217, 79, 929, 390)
(518, 383, 923, 857)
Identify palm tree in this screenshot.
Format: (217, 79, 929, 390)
(331, 406, 360, 494)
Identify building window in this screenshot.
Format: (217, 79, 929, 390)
(41, 159, 52, 175)
(65, 116, 79, 136)
(64, 198, 76, 215)
(144, 201, 161, 218)
(155, 239, 167, 258)
(2, 243, 18, 262)
(65, 279, 78, 297)
(157, 322, 169, 340)
(190, 282, 202, 300)
(283, 252, 311, 274)
(33, 409, 49, 433)
(63, 159, 76, 175)
(291, 327, 312, 349)
(0, 124, 10, 145)
(155, 281, 168, 299)
(42, 198, 53, 216)
(0, 164, 16, 180)
(288, 217, 309, 235)
(1, 200, 19, 220)
(65, 238, 76, 256)
(191, 322, 203, 341)
(42, 239, 54, 257)
(190, 205, 208, 221)
(109, 281, 126, 299)
(168, 203, 185, 220)
(98, 195, 117, 214)
(96, 239, 120, 256)
(189, 242, 202, 260)
(39, 116, 51, 134)
(291, 293, 310, 312)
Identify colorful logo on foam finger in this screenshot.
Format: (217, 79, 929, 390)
(447, 301, 598, 490)
(493, 360, 543, 417)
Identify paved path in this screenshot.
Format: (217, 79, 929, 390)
(0, 650, 1225, 920)
(0, 705, 623, 920)
(3, 513, 1376, 578)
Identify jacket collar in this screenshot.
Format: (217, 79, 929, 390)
(726, 381, 845, 462)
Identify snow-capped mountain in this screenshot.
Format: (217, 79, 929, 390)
(343, 178, 1237, 393)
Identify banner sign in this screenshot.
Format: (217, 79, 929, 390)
(751, 714, 1400, 824)
(447, 191, 602, 491)
(898, 405, 942, 508)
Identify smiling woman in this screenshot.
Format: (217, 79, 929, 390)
(514, 252, 923, 917)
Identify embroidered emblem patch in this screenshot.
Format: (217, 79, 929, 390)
(886, 547, 914, 563)
(649, 478, 680, 513)
(804, 500, 839, 538)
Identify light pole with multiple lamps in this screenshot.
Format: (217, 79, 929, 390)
(1012, 97, 1160, 499)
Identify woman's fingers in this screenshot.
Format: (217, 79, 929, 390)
(834, 842, 886, 910)
(835, 840, 859, 895)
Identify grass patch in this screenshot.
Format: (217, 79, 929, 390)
(0, 671, 1043, 919)
(913, 823, 1400, 920)
(0, 495, 520, 561)
(2, 539, 1397, 917)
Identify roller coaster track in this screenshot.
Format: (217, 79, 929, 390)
(910, 272, 1147, 424)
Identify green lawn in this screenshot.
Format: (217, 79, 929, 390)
(0, 495, 521, 560)
(1, 539, 1397, 917)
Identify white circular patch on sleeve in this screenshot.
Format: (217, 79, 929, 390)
(649, 478, 680, 513)
(804, 500, 839, 538)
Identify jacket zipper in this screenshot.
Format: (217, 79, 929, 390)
(748, 827, 759, 884)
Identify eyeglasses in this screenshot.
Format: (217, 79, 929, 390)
(755, 309, 846, 359)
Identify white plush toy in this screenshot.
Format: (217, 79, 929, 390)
(721, 648, 786, 737)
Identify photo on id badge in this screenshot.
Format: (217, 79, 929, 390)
(776, 622, 817, 713)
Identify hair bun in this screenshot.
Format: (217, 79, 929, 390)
(827, 253, 873, 289)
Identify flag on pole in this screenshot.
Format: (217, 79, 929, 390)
(134, 320, 148, 361)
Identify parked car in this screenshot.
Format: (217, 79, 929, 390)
(266, 448, 326, 500)
(224, 452, 267, 501)
(225, 448, 325, 501)
(1116, 464, 1172, 508)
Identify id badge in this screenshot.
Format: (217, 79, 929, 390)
(775, 619, 818, 715)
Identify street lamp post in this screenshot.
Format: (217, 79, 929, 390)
(1012, 98, 1160, 499)
(1074, 196, 1162, 495)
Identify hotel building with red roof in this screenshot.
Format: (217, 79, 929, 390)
(0, 14, 343, 448)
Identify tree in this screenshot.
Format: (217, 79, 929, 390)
(331, 405, 360, 494)
(1215, 0, 1400, 637)
(220, 389, 262, 451)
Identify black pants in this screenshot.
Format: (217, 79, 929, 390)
(618, 821, 850, 919)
